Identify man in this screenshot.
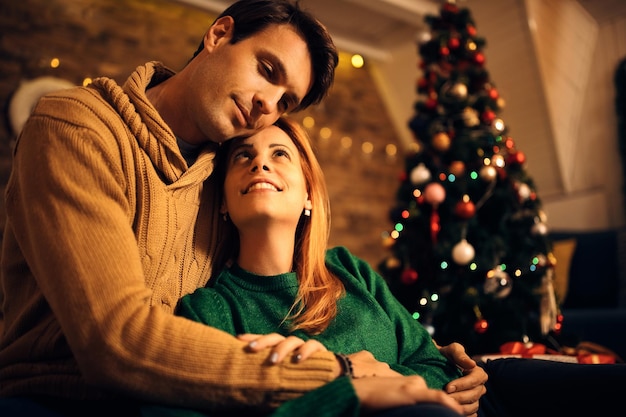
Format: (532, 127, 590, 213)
(0, 1, 485, 416)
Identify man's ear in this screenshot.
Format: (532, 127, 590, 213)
(203, 16, 235, 52)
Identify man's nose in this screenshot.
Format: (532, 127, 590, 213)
(254, 87, 284, 115)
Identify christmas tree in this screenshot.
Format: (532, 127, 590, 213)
(378, 1, 561, 355)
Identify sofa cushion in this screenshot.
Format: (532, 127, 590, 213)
(549, 228, 626, 309)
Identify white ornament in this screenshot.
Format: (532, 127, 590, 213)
(452, 239, 475, 265)
(410, 163, 432, 185)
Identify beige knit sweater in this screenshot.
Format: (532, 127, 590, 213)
(0, 62, 336, 412)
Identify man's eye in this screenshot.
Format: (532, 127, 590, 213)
(261, 62, 274, 79)
(278, 98, 288, 112)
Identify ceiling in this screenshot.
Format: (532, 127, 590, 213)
(173, 0, 626, 61)
(173, 0, 441, 61)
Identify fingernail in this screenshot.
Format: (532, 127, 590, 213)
(248, 341, 257, 348)
(447, 384, 457, 393)
(295, 354, 303, 362)
(270, 352, 279, 364)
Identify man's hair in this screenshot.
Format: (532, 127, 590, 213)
(192, 0, 338, 111)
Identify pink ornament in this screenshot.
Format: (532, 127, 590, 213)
(423, 182, 446, 205)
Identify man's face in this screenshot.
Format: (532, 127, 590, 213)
(189, 20, 313, 144)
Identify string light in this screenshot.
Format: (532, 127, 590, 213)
(350, 54, 364, 68)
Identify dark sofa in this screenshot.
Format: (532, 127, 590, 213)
(549, 228, 626, 361)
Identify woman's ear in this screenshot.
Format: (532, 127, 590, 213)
(220, 202, 228, 215)
(203, 16, 235, 52)
(304, 197, 313, 211)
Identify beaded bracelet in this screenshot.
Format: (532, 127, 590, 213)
(334, 353, 354, 378)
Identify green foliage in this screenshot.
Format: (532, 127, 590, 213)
(378, 2, 557, 355)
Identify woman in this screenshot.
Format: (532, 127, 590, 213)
(142, 117, 465, 417)
(146, 117, 626, 417)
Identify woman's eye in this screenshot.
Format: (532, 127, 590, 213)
(232, 151, 251, 162)
(274, 149, 290, 158)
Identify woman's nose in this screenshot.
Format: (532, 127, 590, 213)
(250, 160, 270, 172)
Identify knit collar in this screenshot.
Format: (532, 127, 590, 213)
(90, 61, 217, 186)
(225, 263, 299, 292)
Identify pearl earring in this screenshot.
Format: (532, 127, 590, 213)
(304, 209, 311, 217)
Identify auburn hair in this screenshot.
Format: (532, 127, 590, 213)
(208, 116, 344, 334)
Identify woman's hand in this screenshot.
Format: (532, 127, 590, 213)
(237, 333, 328, 363)
(353, 376, 464, 415)
(436, 342, 488, 417)
(238, 334, 400, 379)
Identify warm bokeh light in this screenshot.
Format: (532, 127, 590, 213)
(319, 127, 332, 139)
(361, 141, 373, 154)
(50, 58, 60, 68)
(302, 116, 315, 129)
(351, 54, 364, 68)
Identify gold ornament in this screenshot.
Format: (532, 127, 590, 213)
(449, 160, 465, 176)
(432, 132, 451, 152)
(462, 107, 480, 127)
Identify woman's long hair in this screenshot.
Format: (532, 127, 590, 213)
(208, 116, 344, 334)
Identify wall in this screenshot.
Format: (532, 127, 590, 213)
(2, 0, 625, 272)
(372, 0, 626, 231)
(0, 0, 401, 268)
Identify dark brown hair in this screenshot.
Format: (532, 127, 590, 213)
(192, 0, 338, 112)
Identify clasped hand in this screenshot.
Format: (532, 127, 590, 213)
(238, 333, 486, 417)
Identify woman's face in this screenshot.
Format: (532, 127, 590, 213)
(222, 125, 312, 231)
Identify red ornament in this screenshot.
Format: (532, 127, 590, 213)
(401, 268, 419, 285)
(440, 46, 450, 57)
(467, 25, 477, 36)
(474, 319, 488, 334)
(430, 209, 441, 243)
(443, 2, 458, 13)
(474, 52, 485, 65)
(454, 200, 476, 219)
(448, 37, 460, 49)
(507, 150, 526, 166)
(488, 88, 499, 100)
(425, 97, 438, 110)
(481, 109, 496, 124)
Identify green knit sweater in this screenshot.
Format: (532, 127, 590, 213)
(144, 246, 461, 417)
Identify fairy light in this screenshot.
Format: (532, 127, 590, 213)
(351, 54, 364, 68)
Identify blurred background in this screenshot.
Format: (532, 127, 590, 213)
(1, 0, 625, 268)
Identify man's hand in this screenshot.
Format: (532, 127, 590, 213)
(239, 334, 400, 379)
(436, 342, 488, 417)
(353, 376, 464, 415)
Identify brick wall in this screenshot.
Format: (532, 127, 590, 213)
(0, 0, 405, 267)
